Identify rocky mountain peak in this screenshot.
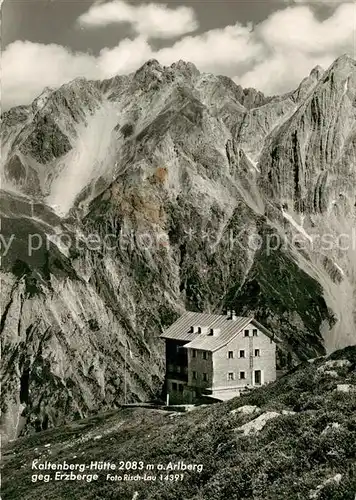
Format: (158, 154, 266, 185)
(133, 58, 167, 88)
(170, 59, 200, 77)
(331, 53, 356, 70)
(31, 87, 53, 111)
(141, 58, 162, 70)
(309, 65, 324, 80)
(133, 58, 201, 89)
(293, 64, 325, 101)
(135, 58, 163, 76)
(321, 53, 356, 88)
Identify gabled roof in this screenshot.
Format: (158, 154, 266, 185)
(160, 311, 277, 352)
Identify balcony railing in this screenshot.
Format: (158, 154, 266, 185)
(167, 365, 188, 381)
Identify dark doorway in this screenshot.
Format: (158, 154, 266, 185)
(254, 370, 262, 385)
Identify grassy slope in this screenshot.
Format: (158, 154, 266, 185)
(2, 346, 356, 500)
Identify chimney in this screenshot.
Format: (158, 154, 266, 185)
(192, 326, 204, 333)
(227, 309, 237, 320)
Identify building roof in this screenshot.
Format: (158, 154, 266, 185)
(160, 311, 277, 352)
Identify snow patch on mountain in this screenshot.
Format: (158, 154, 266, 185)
(333, 262, 345, 277)
(46, 101, 121, 216)
(282, 209, 312, 243)
(246, 153, 260, 173)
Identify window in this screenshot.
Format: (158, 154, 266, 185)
(228, 351, 234, 359)
(239, 350, 245, 358)
(253, 329, 258, 337)
(228, 372, 235, 381)
(255, 349, 260, 357)
(176, 366, 181, 373)
(244, 329, 249, 337)
(192, 349, 196, 358)
(197, 326, 202, 333)
(203, 373, 208, 382)
(179, 384, 184, 392)
(172, 382, 177, 390)
(192, 371, 197, 380)
(239, 371, 246, 380)
(168, 364, 174, 372)
(202, 351, 207, 360)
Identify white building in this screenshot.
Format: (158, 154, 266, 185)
(161, 310, 278, 403)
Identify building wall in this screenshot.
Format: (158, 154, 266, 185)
(165, 339, 190, 404)
(166, 378, 188, 404)
(187, 349, 213, 392)
(212, 323, 276, 390)
(165, 339, 188, 382)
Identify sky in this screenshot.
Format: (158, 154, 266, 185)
(2, 0, 356, 110)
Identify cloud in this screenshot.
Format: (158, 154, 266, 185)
(97, 23, 263, 78)
(238, 52, 335, 94)
(151, 24, 262, 74)
(2, 4, 355, 110)
(236, 4, 355, 93)
(98, 36, 153, 75)
(1, 41, 99, 110)
(77, 0, 198, 39)
(257, 5, 355, 53)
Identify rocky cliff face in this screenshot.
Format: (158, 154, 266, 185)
(1, 56, 355, 440)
